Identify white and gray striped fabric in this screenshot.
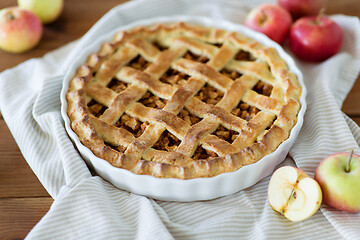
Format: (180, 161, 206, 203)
(0, 0, 359, 239)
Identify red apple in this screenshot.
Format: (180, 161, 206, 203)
(0, 7, 43, 53)
(278, 0, 326, 20)
(289, 14, 342, 62)
(315, 150, 360, 213)
(245, 4, 292, 44)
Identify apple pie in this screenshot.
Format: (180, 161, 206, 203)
(66, 22, 301, 179)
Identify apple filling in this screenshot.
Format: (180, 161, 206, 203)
(231, 102, 260, 121)
(214, 125, 238, 144)
(87, 100, 107, 118)
(230, 81, 273, 121)
(193, 146, 218, 160)
(128, 55, 151, 71)
(108, 77, 129, 93)
(183, 50, 209, 63)
(221, 69, 242, 80)
(114, 114, 148, 138)
(177, 109, 201, 126)
(152, 41, 169, 51)
(253, 80, 273, 97)
(152, 130, 180, 152)
(160, 68, 189, 86)
(104, 115, 148, 152)
(235, 49, 256, 61)
(195, 83, 224, 105)
(87, 78, 130, 117)
(139, 91, 168, 109)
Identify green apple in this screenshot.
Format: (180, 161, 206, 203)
(315, 149, 360, 213)
(268, 166, 322, 221)
(18, 0, 63, 24)
(0, 7, 43, 53)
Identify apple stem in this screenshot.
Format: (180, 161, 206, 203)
(315, 8, 326, 24)
(6, 12, 15, 21)
(259, 10, 267, 25)
(345, 148, 354, 173)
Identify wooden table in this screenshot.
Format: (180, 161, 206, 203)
(0, 0, 359, 239)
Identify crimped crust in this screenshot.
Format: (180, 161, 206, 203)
(66, 22, 301, 179)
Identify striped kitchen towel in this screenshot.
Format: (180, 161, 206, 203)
(0, 0, 359, 239)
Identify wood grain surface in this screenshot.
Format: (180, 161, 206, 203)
(0, 0, 359, 239)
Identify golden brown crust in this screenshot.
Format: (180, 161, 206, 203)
(66, 22, 302, 179)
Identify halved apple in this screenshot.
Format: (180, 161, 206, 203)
(268, 166, 322, 221)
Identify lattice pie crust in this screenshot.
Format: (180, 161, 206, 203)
(66, 22, 301, 179)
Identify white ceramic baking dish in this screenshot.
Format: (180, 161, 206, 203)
(61, 16, 306, 201)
